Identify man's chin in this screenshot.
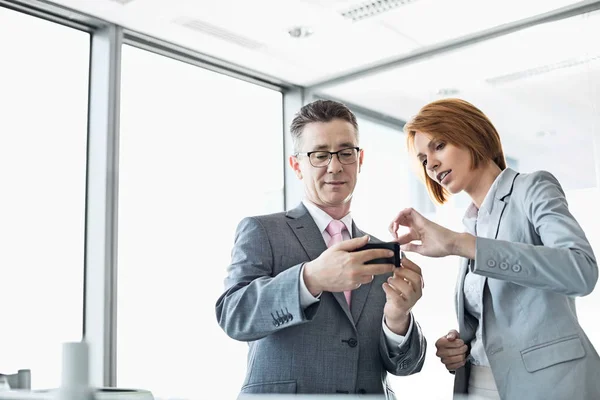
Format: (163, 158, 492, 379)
(322, 193, 351, 206)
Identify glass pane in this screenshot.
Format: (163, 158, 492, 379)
(350, 118, 459, 397)
(0, 6, 89, 389)
(116, 45, 284, 399)
(351, 118, 411, 239)
(567, 188, 600, 348)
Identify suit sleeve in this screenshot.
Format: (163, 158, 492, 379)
(473, 171, 598, 296)
(215, 217, 319, 341)
(379, 313, 427, 376)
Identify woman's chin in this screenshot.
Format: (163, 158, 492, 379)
(445, 183, 461, 194)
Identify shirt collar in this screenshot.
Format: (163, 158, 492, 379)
(302, 199, 353, 238)
(462, 168, 509, 227)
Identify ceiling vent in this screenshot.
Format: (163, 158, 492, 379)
(436, 88, 460, 96)
(173, 17, 265, 51)
(340, 0, 417, 22)
(486, 54, 600, 85)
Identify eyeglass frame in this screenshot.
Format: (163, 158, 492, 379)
(294, 146, 361, 168)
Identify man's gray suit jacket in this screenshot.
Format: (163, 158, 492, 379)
(216, 203, 426, 397)
(452, 168, 600, 399)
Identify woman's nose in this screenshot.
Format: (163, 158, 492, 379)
(426, 158, 439, 172)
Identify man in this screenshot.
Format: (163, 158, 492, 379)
(215, 99, 426, 397)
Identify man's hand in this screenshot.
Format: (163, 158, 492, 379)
(382, 256, 423, 335)
(303, 236, 395, 296)
(435, 330, 469, 371)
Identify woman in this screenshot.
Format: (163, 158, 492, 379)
(389, 98, 600, 399)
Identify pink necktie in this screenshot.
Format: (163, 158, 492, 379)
(326, 220, 352, 307)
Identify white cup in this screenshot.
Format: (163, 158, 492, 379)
(58, 342, 93, 400)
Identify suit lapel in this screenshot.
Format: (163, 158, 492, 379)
(286, 204, 327, 261)
(349, 223, 372, 324)
(286, 204, 355, 323)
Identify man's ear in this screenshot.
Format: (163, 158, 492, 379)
(358, 148, 364, 173)
(289, 155, 303, 179)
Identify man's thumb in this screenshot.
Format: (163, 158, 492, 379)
(337, 235, 369, 251)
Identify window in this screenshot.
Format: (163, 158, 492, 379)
(351, 117, 411, 238)
(0, 6, 89, 389)
(566, 187, 600, 348)
(116, 45, 283, 399)
(350, 117, 458, 397)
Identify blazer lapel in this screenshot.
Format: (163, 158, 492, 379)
(286, 204, 327, 261)
(286, 203, 354, 323)
(456, 169, 518, 336)
(349, 223, 372, 324)
(470, 171, 517, 332)
(456, 258, 469, 334)
(485, 168, 519, 240)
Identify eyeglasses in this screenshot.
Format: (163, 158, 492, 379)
(295, 147, 360, 168)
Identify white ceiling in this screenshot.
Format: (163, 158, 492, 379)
(48, 0, 582, 85)
(321, 9, 600, 189)
(44, 0, 600, 190)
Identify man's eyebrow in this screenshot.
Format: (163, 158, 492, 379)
(310, 143, 357, 151)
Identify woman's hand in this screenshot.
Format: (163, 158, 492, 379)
(388, 208, 469, 258)
(435, 330, 469, 371)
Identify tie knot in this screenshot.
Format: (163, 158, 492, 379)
(326, 219, 346, 236)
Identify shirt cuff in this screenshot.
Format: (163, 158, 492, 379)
(382, 313, 414, 350)
(299, 263, 321, 308)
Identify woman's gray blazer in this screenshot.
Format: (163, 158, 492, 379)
(453, 168, 600, 399)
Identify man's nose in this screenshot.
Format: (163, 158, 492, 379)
(327, 154, 343, 173)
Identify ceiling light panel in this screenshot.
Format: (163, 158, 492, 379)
(486, 55, 600, 85)
(173, 17, 265, 50)
(378, 0, 581, 46)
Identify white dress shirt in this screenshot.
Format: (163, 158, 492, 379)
(462, 169, 508, 367)
(299, 199, 413, 350)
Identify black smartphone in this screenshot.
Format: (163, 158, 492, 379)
(352, 242, 403, 268)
